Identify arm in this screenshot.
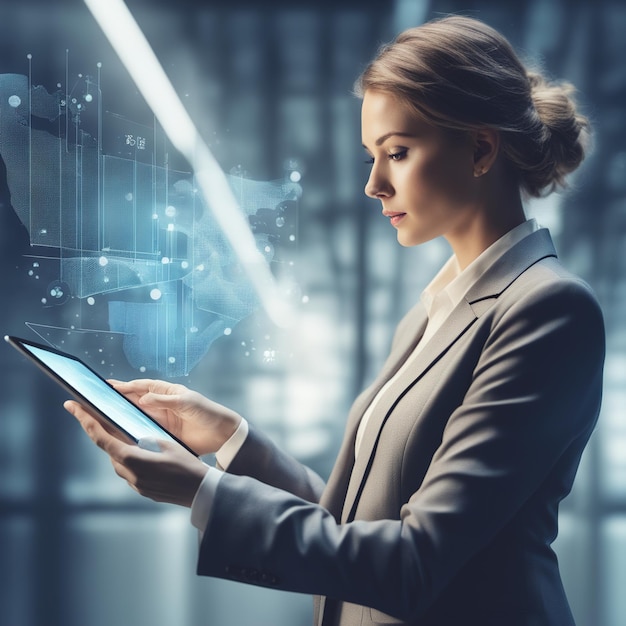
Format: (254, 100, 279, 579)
(226, 425, 326, 503)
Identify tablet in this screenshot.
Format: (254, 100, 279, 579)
(4, 335, 197, 456)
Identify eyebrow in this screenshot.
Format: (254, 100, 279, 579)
(362, 131, 417, 150)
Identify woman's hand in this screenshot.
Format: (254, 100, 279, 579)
(107, 378, 243, 456)
(64, 401, 209, 507)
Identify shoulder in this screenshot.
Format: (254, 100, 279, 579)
(488, 256, 605, 361)
(501, 256, 602, 321)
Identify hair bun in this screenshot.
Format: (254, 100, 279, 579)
(522, 71, 591, 196)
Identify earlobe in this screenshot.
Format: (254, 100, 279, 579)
(472, 128, 500, 177)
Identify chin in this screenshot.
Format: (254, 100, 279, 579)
(396, 231, 431, 248)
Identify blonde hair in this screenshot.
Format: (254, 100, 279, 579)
(355, 15, 590, 198)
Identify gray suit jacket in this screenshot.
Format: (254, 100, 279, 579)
(197, 228, 605, 626)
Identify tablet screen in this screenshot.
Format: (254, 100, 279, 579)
(5, 335, 196, 454)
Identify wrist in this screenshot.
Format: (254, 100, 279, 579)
(218, 412, 243, 448)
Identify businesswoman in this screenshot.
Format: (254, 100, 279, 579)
(66, 15, 605, 626)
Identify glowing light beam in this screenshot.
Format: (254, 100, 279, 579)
(83, 0, 292, 327)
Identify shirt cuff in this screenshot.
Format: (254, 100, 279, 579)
(190, 464, 222, 532)
(215, 417, 249, 470)
(189, 418, 249, 532)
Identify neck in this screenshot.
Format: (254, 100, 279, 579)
(446, 187, 526, 271)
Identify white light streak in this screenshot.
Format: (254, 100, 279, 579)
(83, 0, 293, 327)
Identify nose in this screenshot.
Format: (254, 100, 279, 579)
(364, 163, 393, 199)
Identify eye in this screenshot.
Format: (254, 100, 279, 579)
(388, 149, 407, 161)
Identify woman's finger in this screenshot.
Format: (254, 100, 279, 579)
(64, 400, 135, 459)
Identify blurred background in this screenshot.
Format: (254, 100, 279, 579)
(0, 0, 624, 625)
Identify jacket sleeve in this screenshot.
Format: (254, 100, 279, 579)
(196, 278, 605, 621)
(225, 422, 327, 504)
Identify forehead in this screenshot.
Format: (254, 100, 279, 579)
(361, 90, 428, 140)
(360, 89, 470, 150)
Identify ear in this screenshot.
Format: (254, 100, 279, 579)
(471, 128, 500, 177)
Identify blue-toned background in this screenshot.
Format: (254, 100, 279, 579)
(1, 1, 624, 625)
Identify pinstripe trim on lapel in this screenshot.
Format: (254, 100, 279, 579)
(319, 307, 428, 521)
(340, 298, 477, 524)
(315, 310, 428, 626)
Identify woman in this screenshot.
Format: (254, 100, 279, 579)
(66, 15, 605, 626)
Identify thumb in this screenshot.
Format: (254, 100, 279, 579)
(137, 437, 163, 453)
(138, 391, 183, 409)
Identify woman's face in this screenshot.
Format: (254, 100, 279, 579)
(361, 89, 479, 247)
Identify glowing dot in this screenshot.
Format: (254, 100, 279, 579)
(263, 349, 276, 363)
(275, 216, 285, 227)
(84, 93, 93, 103)
(181, 261, 189, 269)
(161, 257, 170, 264)
(39, 229, 47, 235)
(264, 245, 271, 253)
(289, 170, 302, 182)
(244, 351, 250, 357)
(165, 205, 176, 217)
(302, 295, 310, 304)
(241, 341, 246, 346)
(190, 326, 198, 333)
(57, 83, 62, 88)
(167, 223, 175, 231)
(78, 73, 83, 78)
(97, 62, 102, 68)
(289, 234, 296, 242)
(224, 327, 232, 336)
(87, 297, 95, 305)
(27, 54, 32, 60)
(152, 213, 159, 220)
(8, 95, 21, 108)
(104, 277, 110, 283)
(33, 262, 39, 268)
(168, 356, 176, 364)
(125, 192, 133, 201)
(71, 98, 77, 104)
(150, 289, 162, 300)
(28, 270, 34, 276)
(41, 298, 47, 304)
(76, 104, 82, 110)
(140, 366, 146, 373)
(196, 264, 205, 272)
(98, 256, 108, 266)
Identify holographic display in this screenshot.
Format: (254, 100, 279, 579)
(0, 66, 301, 378)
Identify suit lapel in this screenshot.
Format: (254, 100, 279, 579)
(339, 228, 558, 524)
(320, 308, 428, 522)
(340, 299, 477, 523)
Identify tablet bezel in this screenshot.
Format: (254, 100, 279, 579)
(4, 334, 198, 456)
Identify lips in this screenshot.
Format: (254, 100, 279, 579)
(383, 211, 406, 227)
